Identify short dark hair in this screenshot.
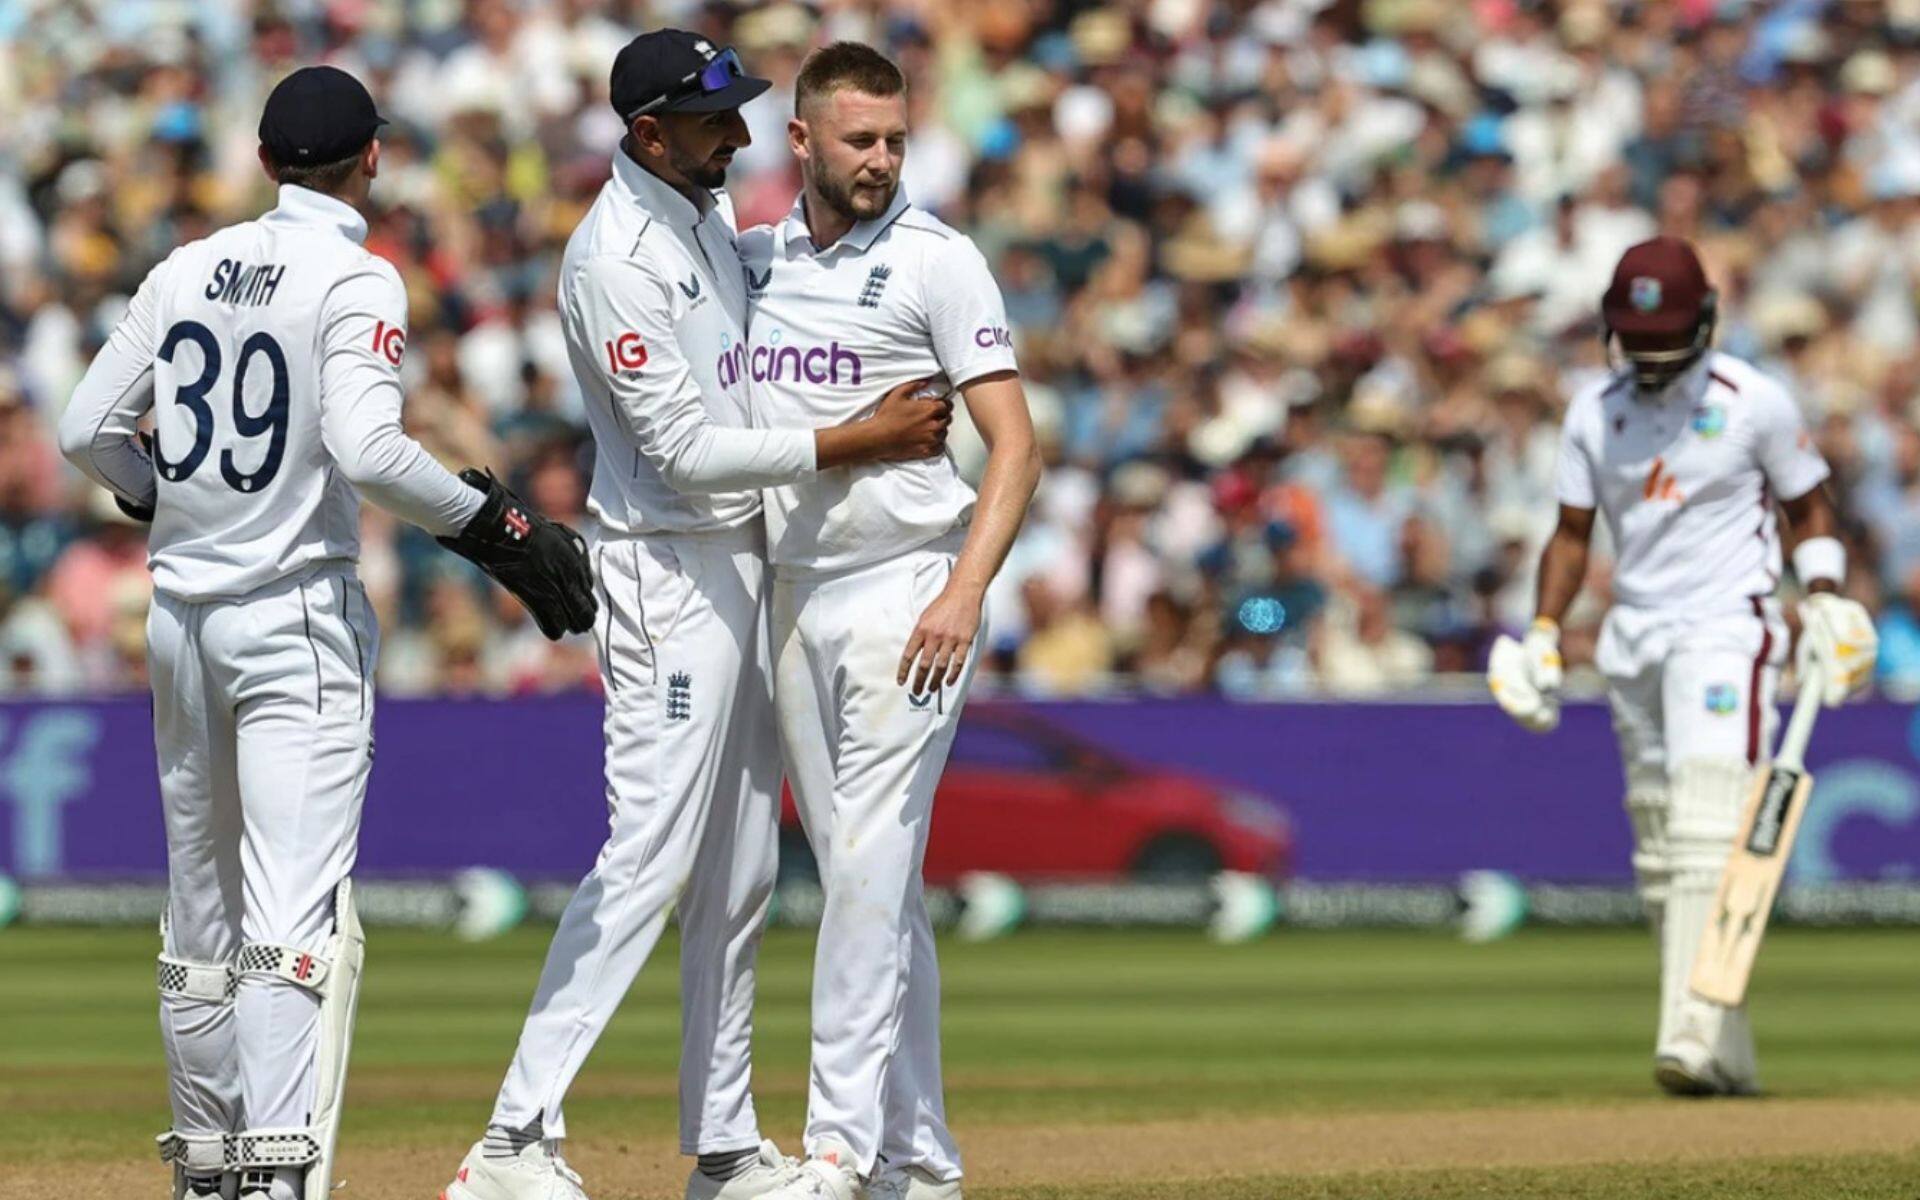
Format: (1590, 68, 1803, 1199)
(264, 146, 366, 195)
(795, 41, 905, 116)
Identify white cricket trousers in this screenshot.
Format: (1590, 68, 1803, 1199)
(149, 565, 376, 1151)
(773, 535, 976, 1183)
(1599, 597, 1786, 1073)
(491, 520, 780, 1154)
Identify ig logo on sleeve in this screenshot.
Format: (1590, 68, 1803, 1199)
(604, 331, 648, 376)
(372, 319, 406, 366)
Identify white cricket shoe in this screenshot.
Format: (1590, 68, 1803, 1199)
(176, 1172, 238, 1200)
(1654, 1038, 1757, 1097)
(867, 1164, 962, 1200)
(685, 1141, 802, 1200)
(756, 1152, 860, 1200)
(442, 1138, 591, 1200)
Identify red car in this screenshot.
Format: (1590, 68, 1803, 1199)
(778, 704, 1292, 884)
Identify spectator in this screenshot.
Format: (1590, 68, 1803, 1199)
(3, 1, 1916, 698)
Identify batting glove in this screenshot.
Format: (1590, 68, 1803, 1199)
(1489, 618, 1564, 734)
(1797, 593, 1877, 706)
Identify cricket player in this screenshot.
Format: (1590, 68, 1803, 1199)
(56, 67, 597, 1200)
(1489, 236, 1878, 1095)
(740, 44, 1042, 1200)
(441, 33, 952, 1200)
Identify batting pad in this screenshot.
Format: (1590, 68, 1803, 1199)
(158, 1129, 230, 1194)
(156, 909, 238, 1197)
(231, 1128, 320, 1169)
(310, 878, 364, 1198)
(1660, 759, 1754, 1066)
(158, 907, 238, 1003)
(1622, 763, 1671, 908)
(236, 942, 333, 991)
(231, 878, 365, 1197)
(159, 956, 237, 1003)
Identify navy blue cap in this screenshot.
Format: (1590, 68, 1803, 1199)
(259, 66, 387, 165)
(610, 31, 770, 122)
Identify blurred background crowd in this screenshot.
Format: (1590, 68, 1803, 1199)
(5, 0, 1920, 698)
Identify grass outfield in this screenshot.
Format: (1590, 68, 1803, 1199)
(4, 925, 1919, 1197)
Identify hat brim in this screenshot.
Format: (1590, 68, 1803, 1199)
(662, 75, 772, 113)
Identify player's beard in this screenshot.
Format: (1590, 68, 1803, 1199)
(668, 139, 733, 190)
(808, 155, 895, 224)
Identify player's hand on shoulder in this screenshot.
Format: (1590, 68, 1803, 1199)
(1488, 618, 1563, 733)
(437, 469, 598, 642)
(1796, 592, 1877, 706)
(898, 579, 982, 696)
(865, 377, 951, 462)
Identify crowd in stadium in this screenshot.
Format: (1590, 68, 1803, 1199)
(4, 0, 1920, 697)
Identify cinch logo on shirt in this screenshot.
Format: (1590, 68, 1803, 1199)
(720, 338, 865, 388)
(604, 331, 648, 374)
(717, 339, 749, 390)
(974, 326, 1012, 349)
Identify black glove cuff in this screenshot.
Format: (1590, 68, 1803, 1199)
(451, 468, 533, 552)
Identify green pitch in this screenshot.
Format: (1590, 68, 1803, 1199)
(4, 925, 1918, 1197)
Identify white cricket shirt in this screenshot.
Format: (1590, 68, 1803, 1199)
(59, 185, 482, 601)
(559, 151, 815, 536)
(740, 189, 1018, 574)
(1555, 351, 1830, 614)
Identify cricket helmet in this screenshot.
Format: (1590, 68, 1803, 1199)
(1600, 236, 1718, 392)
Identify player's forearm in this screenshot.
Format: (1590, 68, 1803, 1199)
(59, 339, 158, 506)
(815, 422, 882, 470)
(619, 368, 817, 492)
(324, 386, 483, 536)
(1782, 487, 1842, 594)
(650, 421, 816, 492)
(340, 427, 485, 535)
(949, 430, 1042, 598)
(1534, 527, 1588, 627)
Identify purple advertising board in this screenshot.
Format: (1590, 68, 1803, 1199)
(3, 694, 1918, 883)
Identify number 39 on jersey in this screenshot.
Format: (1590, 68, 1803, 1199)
(154, 321, 291, 495)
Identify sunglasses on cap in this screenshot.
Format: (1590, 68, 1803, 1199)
(628, 47, 748, 119)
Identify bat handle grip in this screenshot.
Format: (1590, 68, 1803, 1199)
(1775, 661, 1824, 774)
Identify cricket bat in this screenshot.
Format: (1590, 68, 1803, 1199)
(1688, 663, 1825, 1007)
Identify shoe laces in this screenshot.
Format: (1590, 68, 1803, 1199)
(543, 1139, 584, 1188)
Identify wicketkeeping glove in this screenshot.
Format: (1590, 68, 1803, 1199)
(438, 469, 597, 641)
(1796, 593, 1877, 706)
(116, 430, 157, 522)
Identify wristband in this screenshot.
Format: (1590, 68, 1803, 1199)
(1791, 536, 1845, 589)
